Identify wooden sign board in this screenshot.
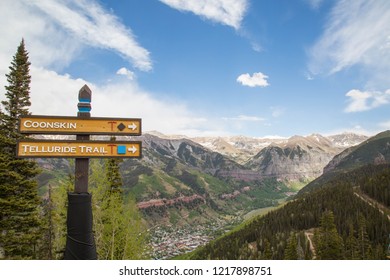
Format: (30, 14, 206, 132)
(17, 140, 142, 158)
(19, 115, 141, 135)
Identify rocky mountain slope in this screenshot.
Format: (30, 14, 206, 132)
(191, 135, 287, 163)
(245, 134, 342, 183)
(145, 132, 367, 187)
(187, 133, 367, 163)
(299, 130, 390, 195)
(327, 133, 369, 148)
(58, 134, 289, 230)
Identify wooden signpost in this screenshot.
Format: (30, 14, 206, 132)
(16, 140, 142, 158)
(19, 116, 141, 135)
(17, 85, 142, 259)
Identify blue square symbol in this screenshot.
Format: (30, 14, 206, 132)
(117, 145, 126, 154)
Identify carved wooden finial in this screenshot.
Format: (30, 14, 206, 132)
(78, 84, 91, 103)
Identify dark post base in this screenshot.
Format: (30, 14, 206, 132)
(64, 192, 97, 260)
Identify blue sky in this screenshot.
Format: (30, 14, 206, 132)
(1, 0, 390, 137)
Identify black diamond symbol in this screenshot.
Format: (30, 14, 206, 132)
(117, 123, 126, 131)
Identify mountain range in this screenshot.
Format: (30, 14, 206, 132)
(182, 131, 390, 260)
(38, 131, 369, 219)
(299, 130, 390, 195)
(150, 131, 367, 163)
(146, 131, 368, 186)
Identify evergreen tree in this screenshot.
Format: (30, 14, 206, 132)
(0, 39, 42, 259)
(261, 239, 273, 259)
(284, 232, 298, 259)
(345, 222, 359, 259)
(357, 214, 372, 259)
(315, 211, 344, 260)
(106, 157, 123, 193)
(2, 39, 32, 140)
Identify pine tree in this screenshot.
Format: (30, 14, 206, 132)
(357, 214, 372, 259)
(0, 39, 42, 259)
(0, 129, 12, 259)
(2, 39, 32, 140)
(284, 232, 298, 259)
(106, 157, 123, 193)
(345, 222, 359, 259)
(284, 232, 298, 260)
(315, 210, 344, 260)
(261, 239, 273, 260)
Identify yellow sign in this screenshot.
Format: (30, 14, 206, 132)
(17, 140, 142, 158)
(19, 115, 141, 135)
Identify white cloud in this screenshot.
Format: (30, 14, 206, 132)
(237, 72, 270, 87)
(29, 67, 87, 116)
(0, 0, 81, 71)
(25, 66, 221, 136)
(251, 42, 263, 53)
(221, 115, 267, 132)
(323, 125, 374, 137)
(344, 89, 390, 113)
(22, 0, 152, 71)
(308, 0, 390, 78)
(0, 0, 241, 138)
(222, 115, 265, 122)
(159, 0, 248, 30)
(304, 72, 314, 81)
(378, 120, 390, 129)
(116, 67, 135, 80)
(270, 106, 285, 118)
(306, 0, 324, 9)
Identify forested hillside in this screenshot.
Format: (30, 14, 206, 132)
(184, 164, 390, 260)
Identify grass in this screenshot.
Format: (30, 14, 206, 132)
(243, 198, 287, 220)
